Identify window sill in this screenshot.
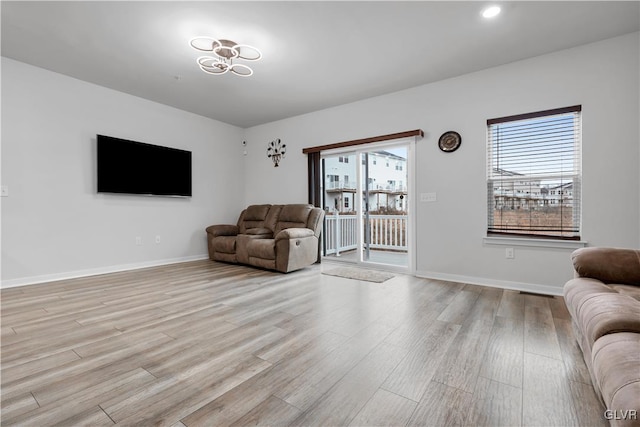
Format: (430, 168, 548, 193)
(483, 236, 588, 250)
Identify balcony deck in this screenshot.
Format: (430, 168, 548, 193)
(323, 214, 408, 268)
(323, 248, 408, 267)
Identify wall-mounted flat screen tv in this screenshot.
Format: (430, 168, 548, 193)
(97, 135, 192, 197)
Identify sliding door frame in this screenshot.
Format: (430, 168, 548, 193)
(311, 133, 420, 274)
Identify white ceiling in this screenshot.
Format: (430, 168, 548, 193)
(2, 1, 639, 128)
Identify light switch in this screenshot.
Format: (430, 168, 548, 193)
(1, 185, 8, 197)
(420, 192, 437, 202)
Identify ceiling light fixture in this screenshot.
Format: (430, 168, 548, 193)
(190, 37, 261, 77)
(482, 5, 501, 18)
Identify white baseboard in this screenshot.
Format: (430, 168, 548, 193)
(415, 270, 563, 296)
(2, 260, 563, 296)
(1, 254, 210, 289)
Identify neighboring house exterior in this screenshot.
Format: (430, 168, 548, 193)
(491, 168, 574, 210)
(323, 151, 407, 213)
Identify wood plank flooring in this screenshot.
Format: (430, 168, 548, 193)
(1, 260, 607, 426)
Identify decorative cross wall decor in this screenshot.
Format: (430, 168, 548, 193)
(267, 139, 286, 167)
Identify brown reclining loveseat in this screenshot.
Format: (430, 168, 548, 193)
(205, 204, 324, 273)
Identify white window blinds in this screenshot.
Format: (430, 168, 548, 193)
(487, 105, 582, 239)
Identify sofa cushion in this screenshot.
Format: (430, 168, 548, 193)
(212, 236, 236, 254)
(244, 228, 273, 237)
(239, 204, 272, 233)
(592, 333, 640, 426)
(274, 204, 313, 235)
(577, 293, 640, 345)
(572, 247, 640, 286)
(564, 277, 618, 319)
(213, 252, 237, 263)
(244, 204, 272, 221)
(249, 257, 276, 270)
(609, 284, 640, 301)
(306, 208, 324, 237)
(236, 233, 273, 264)
(247, 239, 276, 260)
(264, 205, 283, 233)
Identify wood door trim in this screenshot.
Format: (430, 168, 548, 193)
(302, 129, 424, 154)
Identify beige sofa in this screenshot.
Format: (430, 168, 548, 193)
(205, 204, 324, 273)
(563, 247, 640, 427)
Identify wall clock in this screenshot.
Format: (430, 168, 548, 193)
(438, 131, 462, 153)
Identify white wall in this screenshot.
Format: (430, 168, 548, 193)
(243, 33, 640, 294)
(3, 33, 638, 292)
(1, 58, 245, 286)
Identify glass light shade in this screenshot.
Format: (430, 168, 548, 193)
(230, 63, 253, 77)
(190, 37, 219, 52)
(234, 44, 262, 61)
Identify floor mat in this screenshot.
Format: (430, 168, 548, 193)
(322, 267, 395, 283)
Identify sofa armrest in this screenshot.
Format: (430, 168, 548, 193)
(275, 228, 315, 241)
(206, 224, 239, 238)
(572, 247, 640, 286)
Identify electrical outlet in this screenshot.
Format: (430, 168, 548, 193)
(1, 185, 8, 197)
(136, 236, 142, 246)
(155, 235, 161, 244)
(505, 247, 515, 259)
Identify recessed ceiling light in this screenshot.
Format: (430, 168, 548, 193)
(482, 6, 501, 18)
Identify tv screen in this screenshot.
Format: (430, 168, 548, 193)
(97, 135, 192, 197)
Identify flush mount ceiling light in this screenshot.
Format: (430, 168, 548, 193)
(190, 37, 261, 77)
(482, 5, 501, 18)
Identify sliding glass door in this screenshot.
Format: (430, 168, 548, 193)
(321, 152, 358, 259)
(361, 146, 409, 266)
(321, 142, 411, 269)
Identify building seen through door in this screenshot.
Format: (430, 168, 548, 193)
(322, 148, 409, 267)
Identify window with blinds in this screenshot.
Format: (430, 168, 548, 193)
(487, 105, 581, 239)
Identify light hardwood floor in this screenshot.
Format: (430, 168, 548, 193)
(1, 260, 607, 426)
